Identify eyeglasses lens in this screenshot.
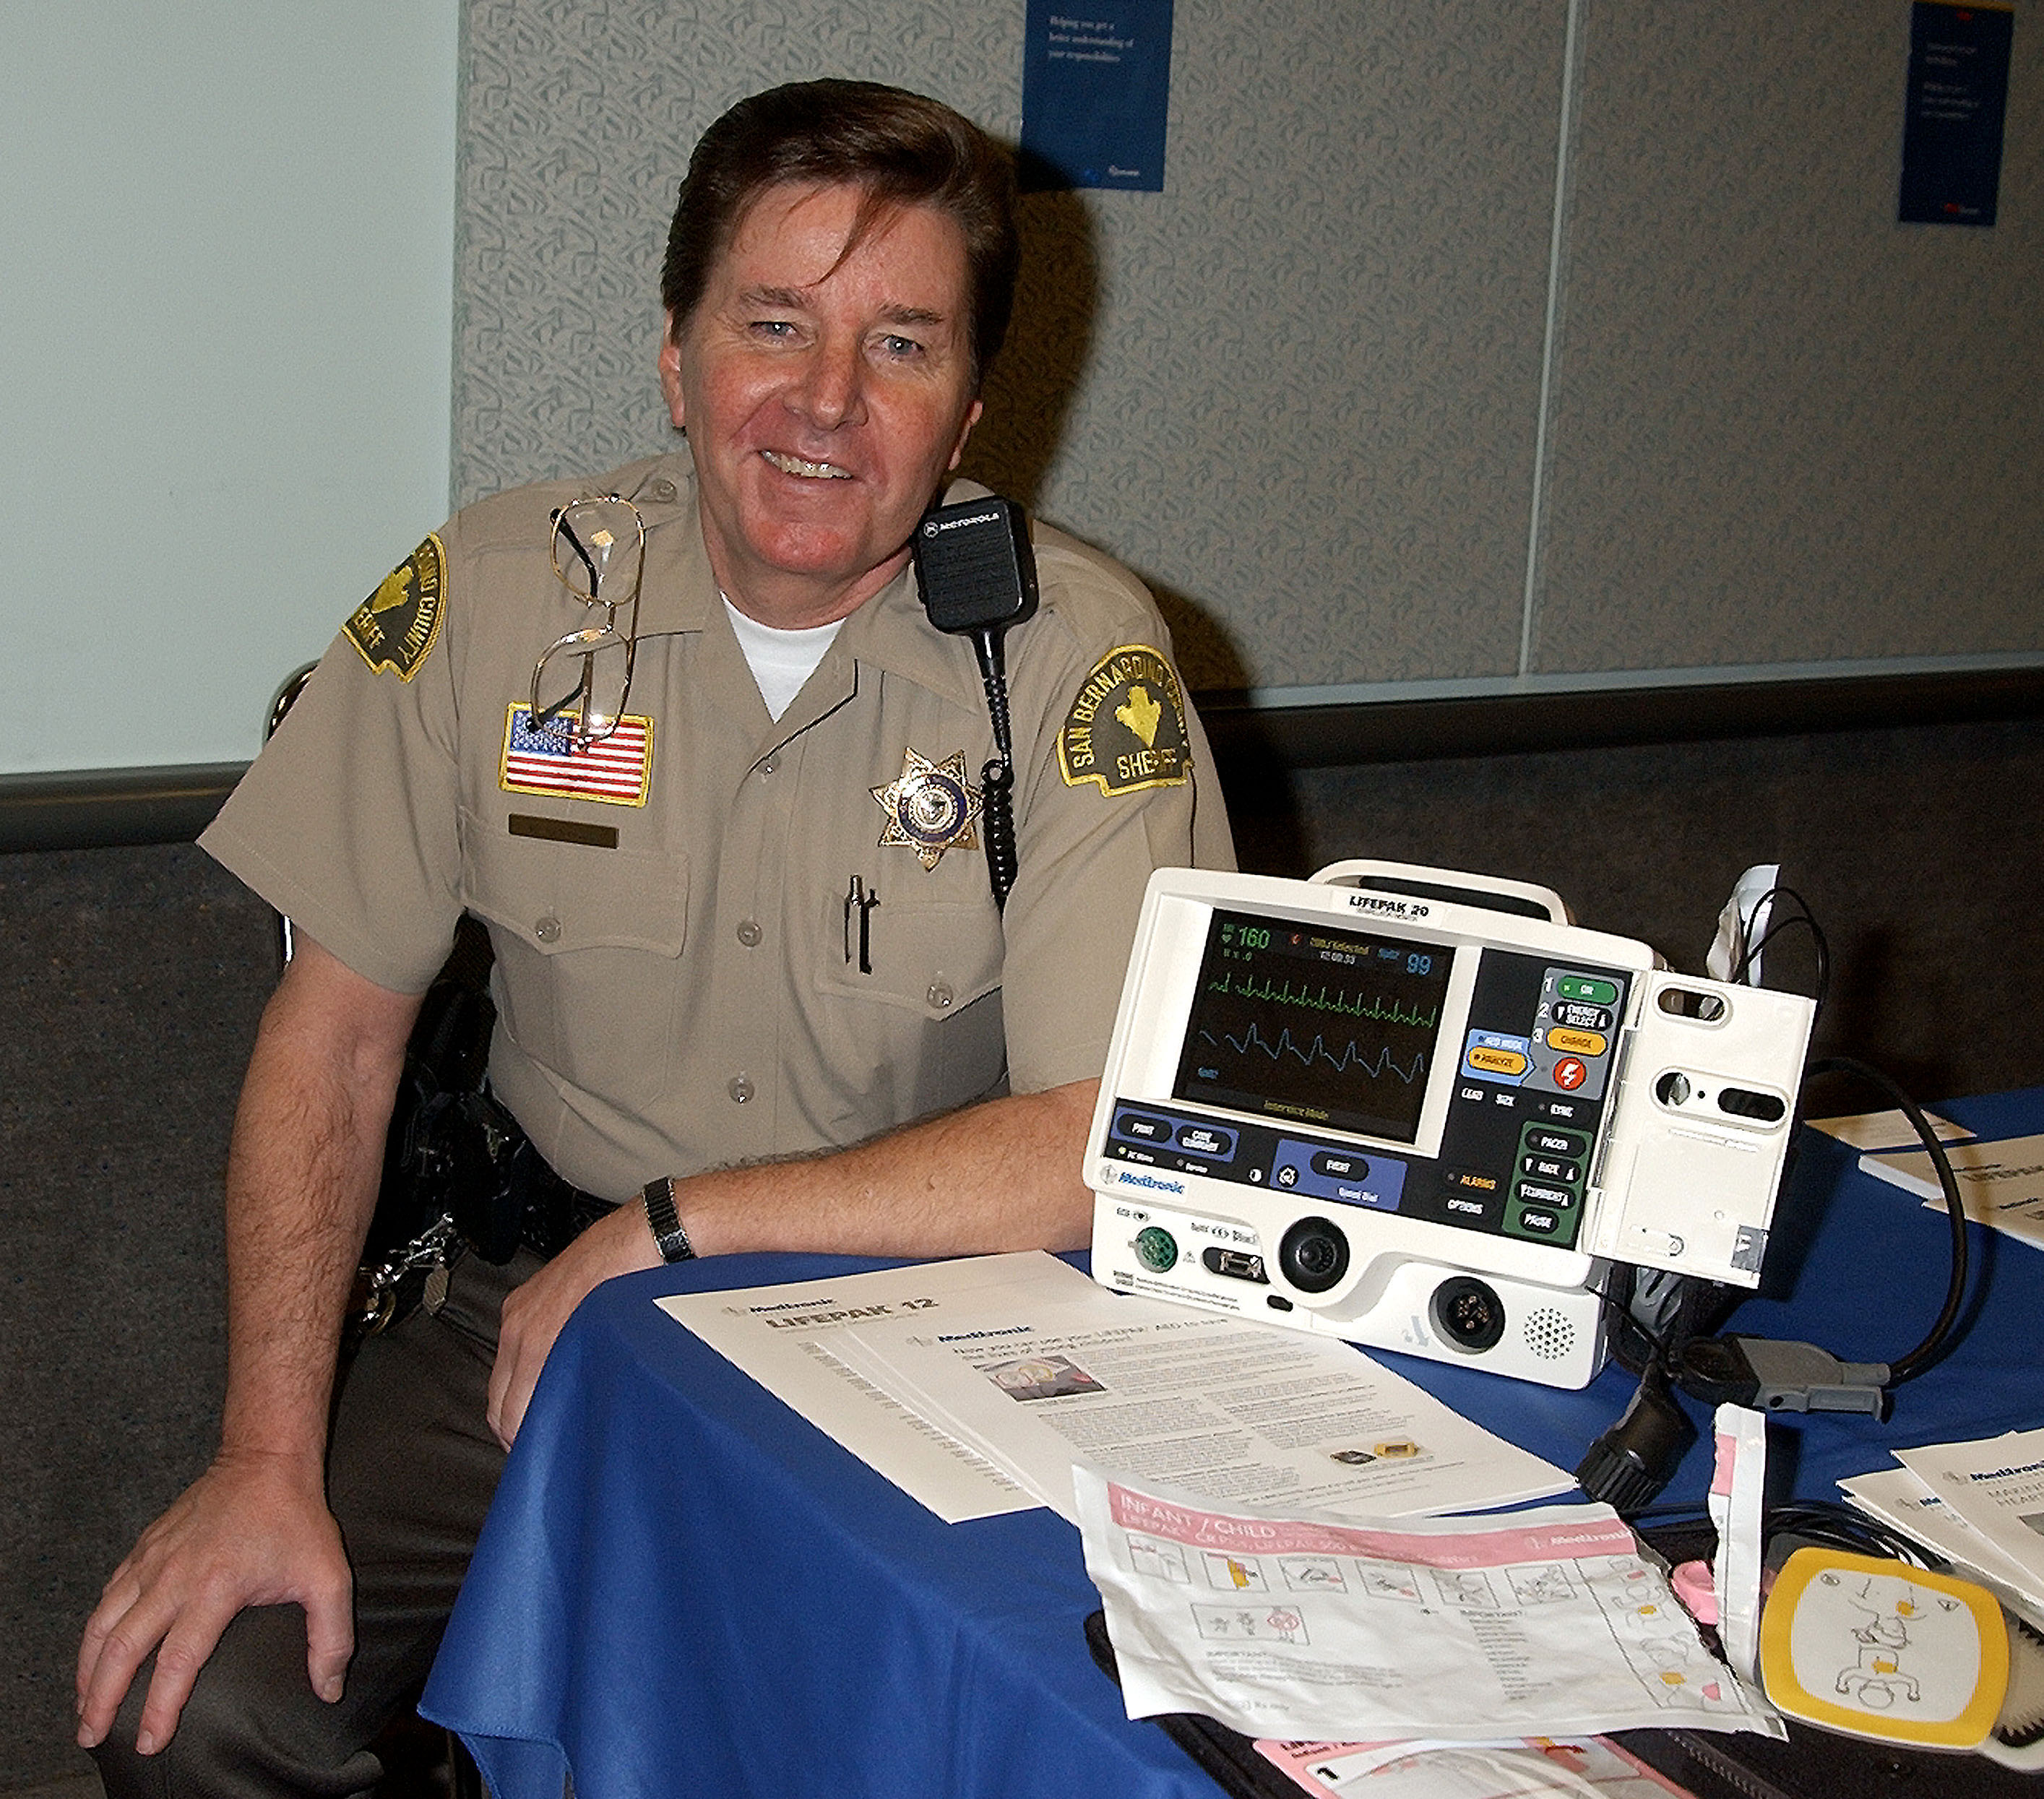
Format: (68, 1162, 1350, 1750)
(552, 499, 642, 605)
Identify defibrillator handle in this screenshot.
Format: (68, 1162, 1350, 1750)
(1308, 858, 1573, 924)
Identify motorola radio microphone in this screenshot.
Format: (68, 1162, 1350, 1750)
(912, 495, 1040, 911)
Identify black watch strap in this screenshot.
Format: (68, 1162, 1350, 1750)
(642, 1176, 696, 1264)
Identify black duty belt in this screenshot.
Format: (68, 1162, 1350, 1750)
(350, 1104, 621, 1338)
(501, 1129, 621, 1261)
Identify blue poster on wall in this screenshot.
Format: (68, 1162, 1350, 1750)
(1019, 0, 1174, 191)
(1898, 1, 2014, 225)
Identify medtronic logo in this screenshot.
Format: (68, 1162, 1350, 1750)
(1115, 1170, 1186, 1194)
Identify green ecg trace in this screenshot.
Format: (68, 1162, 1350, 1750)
(1205, 970, 1439, 1030)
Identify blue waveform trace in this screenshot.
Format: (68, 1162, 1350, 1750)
(1198, 1022, 1426, 1084)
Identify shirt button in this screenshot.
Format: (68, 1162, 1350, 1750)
(728, 1074, 754, 1104)
(647, 477, 677, 503)
(927, 981, 954, 1011)
(758, 755, 778, 777)
(534, 916, 562, 944)
(736, 920, 762, 947)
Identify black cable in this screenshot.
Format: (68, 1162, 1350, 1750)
(1578, 1265, 1716, 1513)
(971, 626, 1019, 914)
(1620, 1502, 1943, 1570)
(1604, 1264, 1736, 1381)
(1803, 1055, 1969, 1384)
(1623, 1506, 1713, 1532)
(1760, 1500, 1948, 1570)
(1730, 886, 1829, 1016)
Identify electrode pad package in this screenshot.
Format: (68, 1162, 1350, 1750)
(1086, 863, 1817, 1389)
(1759, 1549, 2011, 1750)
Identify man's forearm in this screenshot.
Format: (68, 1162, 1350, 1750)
(678, 1077, 1100, 1259)
(217, 942, 418, 1465)
(486, 1076, 1099, 1450)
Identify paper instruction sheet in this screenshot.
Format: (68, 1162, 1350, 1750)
(1840, 1462, 2044, 1629)
(1858, 1133, 2044, 1252)
(1806, 1108, 1970, 1152)
(1079, 1472, 1780, 1743)
(1893, 1426, 2044, 1613)
(655, 1251, 1099, 1522)
(830, 1290, 1573, 1525)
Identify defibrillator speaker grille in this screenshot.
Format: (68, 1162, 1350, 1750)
(1522, 1307, 1577, 1362)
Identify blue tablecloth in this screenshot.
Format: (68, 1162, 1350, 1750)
(421, 1089, 2044, 1798)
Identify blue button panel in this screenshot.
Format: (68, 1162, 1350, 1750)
(1175, 1122, 1238, 1159)
(1113, 1109, 1241, 1165)
(1270, 1139, 1406, 1210)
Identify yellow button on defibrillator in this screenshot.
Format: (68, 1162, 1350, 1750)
(1467, 1045, 1529, 1077)
(1548, 1027, 1608, 1057)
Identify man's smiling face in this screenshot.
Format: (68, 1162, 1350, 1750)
(660, 180, 983, 629)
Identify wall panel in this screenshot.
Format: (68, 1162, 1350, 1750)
(11, 1, 2041, 785)
(1534, 2, 2044, 674)
(452, 0, 1568, 691)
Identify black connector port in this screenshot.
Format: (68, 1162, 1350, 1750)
(1431, 1276, 1506, 1353)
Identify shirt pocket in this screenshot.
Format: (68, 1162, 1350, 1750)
(811, 897, 1006, 1123)
(462, 812, 689, 1112)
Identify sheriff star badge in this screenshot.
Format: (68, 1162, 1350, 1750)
(871, 748, 983, 870)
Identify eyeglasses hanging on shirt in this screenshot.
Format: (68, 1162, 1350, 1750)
(532, 496, 647, 748)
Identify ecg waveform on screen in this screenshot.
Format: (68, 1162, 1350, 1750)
(1196, 1023, 1428, 1086)
(1202, 969, 1439, 1031)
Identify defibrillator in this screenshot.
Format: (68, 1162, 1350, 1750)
(1085, 861, 1817, 1389)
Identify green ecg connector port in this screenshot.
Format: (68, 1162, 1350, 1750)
(1134, 1226, 1178, 1272)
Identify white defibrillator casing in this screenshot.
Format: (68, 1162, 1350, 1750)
(1085, 863, 1816, 1389)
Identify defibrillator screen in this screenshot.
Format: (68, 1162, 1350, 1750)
(1172, 909, 1454, 1144)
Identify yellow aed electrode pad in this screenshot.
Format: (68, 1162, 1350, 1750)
(1759, 1548, 2009, 1748)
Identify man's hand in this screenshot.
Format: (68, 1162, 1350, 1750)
(75, 935, 417, 1756)
(487, 1201, 660, 1447)
(484, 1078, 1098, 1449)
(75, 1449, 351, 1756)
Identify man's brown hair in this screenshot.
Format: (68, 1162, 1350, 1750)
(662, 79, 1019, 387)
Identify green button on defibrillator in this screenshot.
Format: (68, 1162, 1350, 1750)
(1556, 975, 1619, 1006)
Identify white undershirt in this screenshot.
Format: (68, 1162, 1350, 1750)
(723, 597, 843, 721)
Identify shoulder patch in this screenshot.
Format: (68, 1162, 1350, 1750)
(1058, 644, 1191, 795)
(344, 535, 446, 681)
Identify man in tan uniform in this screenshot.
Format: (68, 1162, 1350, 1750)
(79, 79, 1231, 1796)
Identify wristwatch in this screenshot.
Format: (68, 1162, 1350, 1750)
(641, 1175, 696, 1264)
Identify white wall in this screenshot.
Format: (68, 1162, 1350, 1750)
(0, 1, 457, 773)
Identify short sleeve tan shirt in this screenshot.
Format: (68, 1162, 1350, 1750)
(202, 456, 1234, 1200)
